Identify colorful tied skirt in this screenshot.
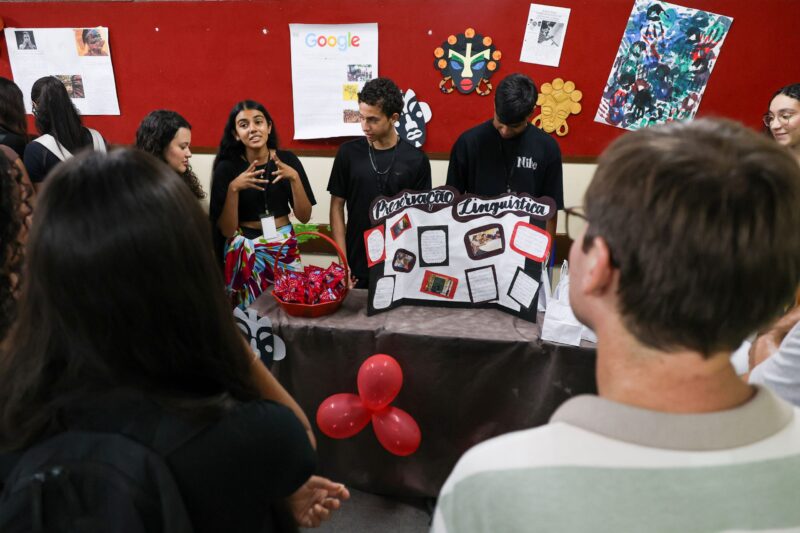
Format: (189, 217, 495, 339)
(224, 224, 301, 309)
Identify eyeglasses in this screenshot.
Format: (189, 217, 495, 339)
(762, 112, 798, 128)
(563, 206, 588, 241)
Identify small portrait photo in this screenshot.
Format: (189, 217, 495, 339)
(343, 83, 359, 101)
(392, 249, 416, 273)
(15, 31, 37, 51)
(347, 64, 372, 82)
(343, 109, 360, 123)
(420, 270, 458, 300)
(74, 27, 109, 56)
(56, 75, 86, 99)
(537, 20, 564, 46)
(390, 214, 412, 239)
(464, 224, 505, 260)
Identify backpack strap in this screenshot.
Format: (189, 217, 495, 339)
(87, 128, 107, 153)
(32, 134, 71, 161)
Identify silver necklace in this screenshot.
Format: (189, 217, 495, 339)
(368, 137, 398, 176)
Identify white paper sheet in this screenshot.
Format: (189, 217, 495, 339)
(519, 4, 570, 67)
(509, 269, 540, 309)
(373, 276, 395, 309)
(420, 229, 447, 264)
(290, 23, 378, 139)
(5, 27, 120, 115)
(512, 224, 550, 259)
(466, 267, 498, 303)
(366, 229, 385, 263)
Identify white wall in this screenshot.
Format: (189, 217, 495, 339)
(191, 153, 596, 228)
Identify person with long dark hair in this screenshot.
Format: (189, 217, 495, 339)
(0, 150, 347, 530)
(210, 100, 315, 309)
(764, 83, 800, 163)
(0, 77, 28, 157)
(22, 76, 106, 189)
(135, 109, 205, 199)
(0, 151, 28, 344)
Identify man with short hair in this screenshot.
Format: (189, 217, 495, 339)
(328, 77, 431, 288)
(446, 73, 563, 239)
(433, 118, 800, 532)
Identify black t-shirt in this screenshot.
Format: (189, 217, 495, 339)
(327, 138, 432, 280)
(0, 128, 26, 159)
(23, 129, 101, 184)
(446, 120, 564, 208)
(0, 392, 316, 533)
(210, 150, 316, 226)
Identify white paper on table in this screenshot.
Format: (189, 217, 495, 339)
(4, 27, 120, 115)
(366, 228, 385, 263)
(373, 276, 395, 309)
(508, 268, 540, 309)
(290, 23, 378, 139)
(420, 229, 447, 264)
(519, 4, 571, 67)
(466, 266, 498, 303)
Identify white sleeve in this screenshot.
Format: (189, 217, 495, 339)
(749, 321, 800, 407)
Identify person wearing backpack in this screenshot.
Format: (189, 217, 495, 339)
(23, 76, 107, 190)
(0, 149, 347, 532)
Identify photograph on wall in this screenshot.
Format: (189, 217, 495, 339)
(519, 3, 571, 67)
(392, 249, 417, 273)
(464, 223, 505, 260)
(4, 26, 120, 115)
(420, 271, 458, 300)
(594, 0, 732, 130)
(290, 23, 378, 139)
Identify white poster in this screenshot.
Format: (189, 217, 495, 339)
(4, 27, 120, 115)
(519, 4, 571, 67)
(289, 23, 378, 139)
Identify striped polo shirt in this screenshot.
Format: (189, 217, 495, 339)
(433, 386, 800, 533)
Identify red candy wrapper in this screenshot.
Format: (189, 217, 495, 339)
(274, 263, 345, 305)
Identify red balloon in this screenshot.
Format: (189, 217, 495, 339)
(357, 354, 403, 411)
(316, 393, 371, 439)
(371, 406, 421, 456)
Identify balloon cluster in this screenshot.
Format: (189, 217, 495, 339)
(316, 354, 421, 456)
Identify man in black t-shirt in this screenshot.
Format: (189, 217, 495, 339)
(328, 78, 432, 288)
(446, 73, 563, 239)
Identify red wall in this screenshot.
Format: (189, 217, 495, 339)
(2, 0, 798, 157)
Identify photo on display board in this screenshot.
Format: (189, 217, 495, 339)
(343, 109, 360, 123)
(347, 64, 372, 82)
(15, 30, 37, 50)
(56, 75, 85, 99)
(420, 270, 458, 299)
(390, 214, 412, 239)
(392, 249, 416, 273)
(343, 84, 359, 101)
(74, 27, 109, 57)
(464, 223, 505, 260)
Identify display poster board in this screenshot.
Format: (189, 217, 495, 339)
(289, 23, 378, 140)
(4, 27, 120, 115)
(365, 186, 555, 321)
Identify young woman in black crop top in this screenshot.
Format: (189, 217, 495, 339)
(210, 100, 316, 308)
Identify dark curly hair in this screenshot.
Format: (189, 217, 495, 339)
(212, 100, 279, 170)
(357, 78, 403, 118)
(135, 110, 205, 199)
(0, 151, 27, 342)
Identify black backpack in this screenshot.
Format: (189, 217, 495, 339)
(0, 397, 207, 533)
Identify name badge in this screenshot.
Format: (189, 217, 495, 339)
(260, 213, 278, 240)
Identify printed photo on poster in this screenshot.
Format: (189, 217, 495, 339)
(465, 265, 499, 303)
(390, 214, 412, 239)
(373, 276, 396, 309)
(464, 223, 505, 260)
(56, 75, 85, 98)
(420, 270, 458, 299)
(508, 267, 540, 309)
(418, 226, 449, 267)
(74, 27, 109, 57)
(594, 0, 732, 131)
(392, 249, 417, 273)
(347, 64, 372, 81)
(15, 30, 37, 51)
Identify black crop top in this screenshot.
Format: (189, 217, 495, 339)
(209, 149, 316, 225)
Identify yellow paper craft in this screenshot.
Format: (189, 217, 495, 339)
(532, 78, 582, 136)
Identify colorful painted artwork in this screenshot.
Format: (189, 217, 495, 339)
(433, 28, 502, 96)
(595, 0, 732, 130)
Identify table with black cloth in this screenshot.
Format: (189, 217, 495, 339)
(250, 288, 597, 498)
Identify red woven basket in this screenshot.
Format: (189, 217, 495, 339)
(272, 231, 350, 318)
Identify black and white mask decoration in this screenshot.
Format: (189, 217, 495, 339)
(233, 307, 286, 366)
(396, 89, 432, 148)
